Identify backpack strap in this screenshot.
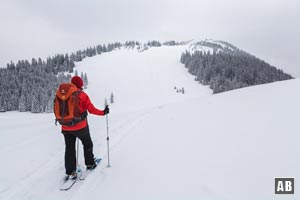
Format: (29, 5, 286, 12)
(76, 89, 88, 120)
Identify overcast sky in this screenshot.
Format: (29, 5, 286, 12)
(0, 0, 299, 76)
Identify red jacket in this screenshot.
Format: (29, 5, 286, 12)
(62, 90, 105, 131)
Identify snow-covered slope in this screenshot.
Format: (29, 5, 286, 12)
(186, 39, 239, 54)
(0, 45, 299, 200)
(77, 45, 211, 113)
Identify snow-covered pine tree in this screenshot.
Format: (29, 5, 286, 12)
(80, 72, 87, 89)
(18, 92, 26, 112)
(25, 92, 32, 112)
(45, 89, 55, 113)
(31, 95, 40, 113)
(39, 88, 48, 112)
(110, 92, 114, 104)
(84, 73, 88, 87)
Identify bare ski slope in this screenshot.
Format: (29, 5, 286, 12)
(0, 45, 299, 200)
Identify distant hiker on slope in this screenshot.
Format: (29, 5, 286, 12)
(54, 76, 109, 179)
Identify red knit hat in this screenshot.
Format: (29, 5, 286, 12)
(71, 76, 83, 88)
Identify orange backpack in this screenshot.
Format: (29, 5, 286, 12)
(54, 83, 86, 126)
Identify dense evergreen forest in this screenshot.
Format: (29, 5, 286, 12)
(0, 40, 172, 112)
(180, 44, 293, 93)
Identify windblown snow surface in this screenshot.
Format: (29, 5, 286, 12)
(0, 44, 299, 200)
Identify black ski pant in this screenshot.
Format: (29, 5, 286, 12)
(62, 126, 95, 175)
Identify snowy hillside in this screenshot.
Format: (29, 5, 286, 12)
(186, 39, 239, 53)
(0, 44, 299, 200)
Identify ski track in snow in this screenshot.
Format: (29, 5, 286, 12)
(0, 107, 163, 200)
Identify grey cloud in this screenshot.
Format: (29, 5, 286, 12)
(0, 0, 299, 76)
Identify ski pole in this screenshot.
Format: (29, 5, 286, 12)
(106, 114, 111, 168)
(76, 138, 79, 170)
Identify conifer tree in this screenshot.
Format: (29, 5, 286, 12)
(110, 92, 114, 104)
(31, 95, 40, 113)
(18, 93, 26, 112)
(84, 73, 88, 87)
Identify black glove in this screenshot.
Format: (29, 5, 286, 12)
(104, 105, 109, 115)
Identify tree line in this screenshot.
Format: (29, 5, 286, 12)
(180, 50, 293, 94)
(0, 57, 75, 112)
(0, 40, 179, 113)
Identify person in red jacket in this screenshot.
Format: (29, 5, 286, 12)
(62, 76, 109, 178)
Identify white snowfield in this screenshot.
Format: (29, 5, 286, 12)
(0, 44, 299, 200)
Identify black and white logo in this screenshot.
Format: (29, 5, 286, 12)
(275, 177, 294, 194)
